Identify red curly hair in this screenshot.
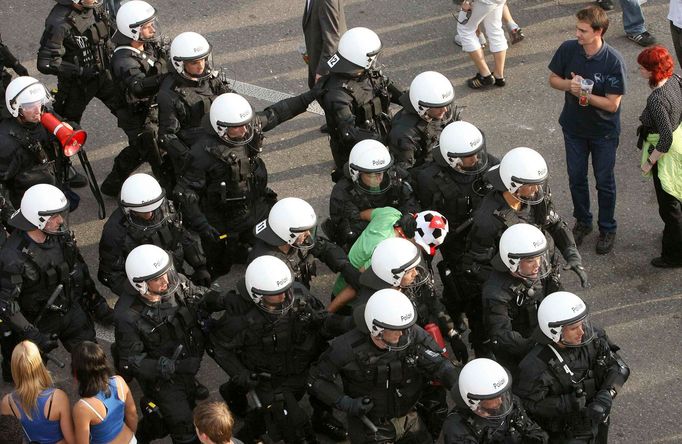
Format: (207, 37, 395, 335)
(638, 45, 674, 88)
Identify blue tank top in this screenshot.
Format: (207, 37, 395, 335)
(83, 377, 126, 444)
(11, 388, 64, 444)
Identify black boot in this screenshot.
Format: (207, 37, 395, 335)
(100, 170, 124, 197)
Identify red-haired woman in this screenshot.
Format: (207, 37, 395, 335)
(637, 45, 682, 268)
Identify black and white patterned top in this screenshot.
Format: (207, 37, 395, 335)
(639, 74, 682, 153)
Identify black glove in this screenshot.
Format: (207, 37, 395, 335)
(90, 296, 114, 325)
(336, 396, 374, 417)
(449, 334, 469, 364)
(563, 257, 588, 288)
(561, 392, 586, 412)
(200, 225, 221, 242)
(587, 389, 612, 423)
(26, 329, 59, 354)
(175, 357, 202, 375)
(157, 356, 176, 380)
(79, 66, 100, 81)
(191, 267, 212, 287)
(13, 62, 29, 76)
(231, 371, 259, 390)
(215, 68, 231, 86)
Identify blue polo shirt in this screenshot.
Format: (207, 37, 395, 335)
(548, 39, 626, 138)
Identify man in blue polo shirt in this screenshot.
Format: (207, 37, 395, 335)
(549, 5, 625, 255)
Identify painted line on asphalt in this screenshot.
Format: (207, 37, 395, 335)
(230, 79, 325, 116)
(592, 293, 682, 316)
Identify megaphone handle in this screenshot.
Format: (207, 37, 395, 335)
(77, 150, 106, 220)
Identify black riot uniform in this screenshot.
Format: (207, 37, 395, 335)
(414, 149, 499, 354)
(0, 118, 64, 224)
(308, 325, 460, 443)
(442, 395, 548, 444)
(319, 68, 402, 175)
(0, 229, 98, 378)
(157, 70, 232, 175)
(175, 91, 316, 277)
(514, 329, 630, 443)
(101, 36, 171, 195)
(357, 260, 466, 439)
(327, 164, 418, 249)
(0, 34, 29, 119)
(114, 276, 208, 444)
(249, 236, 360, 291)
(387, 93, 456, 171)
(37, 0, 118, 123)
(460, 172, 580, 356)
(98, 205, 207, 298)
(481, 266, 547, 374)
(205, 280, 352, 443)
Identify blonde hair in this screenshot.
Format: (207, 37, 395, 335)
(11, 340, 54, 420)
(193, 402, 234, 443)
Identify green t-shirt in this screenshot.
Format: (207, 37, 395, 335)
(331, 207, 402, 295)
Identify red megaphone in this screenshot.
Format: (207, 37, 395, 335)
(41, 112, 87, 157)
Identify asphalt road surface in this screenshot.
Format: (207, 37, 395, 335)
(1, 0, 680, 442)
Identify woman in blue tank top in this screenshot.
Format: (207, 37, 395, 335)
(71, 341, 137, 444)
(0, 340, 75, 444)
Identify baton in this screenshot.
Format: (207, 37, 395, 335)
(171, 344, 184, 362)
(360, 415, 378, 433)
(453, 217, 474, 236)
(33, 284, 64, 326)
(45, 352, 65, 369)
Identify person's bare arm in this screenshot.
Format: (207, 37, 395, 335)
(327, 284, 357, 312)
(72, 401, 92, 444)
(53, 390, 76, 444)
(585, 93, 622, 113)
(117, 376, 138, 432)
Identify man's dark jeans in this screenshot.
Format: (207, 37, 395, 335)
(563, 131, 618, 234)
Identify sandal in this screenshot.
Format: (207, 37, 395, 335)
(467, 73, 494, 89)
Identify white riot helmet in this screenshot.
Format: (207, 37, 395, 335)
(414, 210, 449, 256)
(409, 71, 454, 121)
(459, 358, 514, 421)
(364, 289, 416, 351)
(328, 27, 382, 73)
(538, 291, 594, 347)
(498, 223, 550, 281)
(119, 173, 170, 230)
(209, 93, 254, 145)
(67, 0, 101, 9)
(5, 76, 52, 119)
(438, 121, 489, 175)
(9, 184, 70, 235)
(499, 147, 548, 204)
(125, 244, 180, 298)
(244, 256, 296, 315)
(348, 140, 394, 195)
(170, 32, 213, 80)
(361, 237, 422, 289)
(254, 197, 317, 250)
(116, 0, 158, 41)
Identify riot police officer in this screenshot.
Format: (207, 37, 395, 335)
(327, 140, 418, 249)
(442, 358, 548, 444)
(100, 0, 171, 196)
(0, 184, 100, 380)
(250, 196, 360, 292)
(308, 289, 460, 443)
(158, 31, 232, 176)
(0, 77, 74, 224)
(115, 244, 208, 444)
(414, 122, 498, 342)
(358, 236, 467, 439)
(388, 71, 457, 170)
(0, 34, 29, 119)
(206, 256, 352, 443)
(482, 224, 552, 374)
(98, 173, 208, 301)
(37, 0, 119, 187)
(318, 27, 403, 179)
(462, 147, 587, 355)
(175, 90, 316, 277)
(514, 292, 630, 443)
